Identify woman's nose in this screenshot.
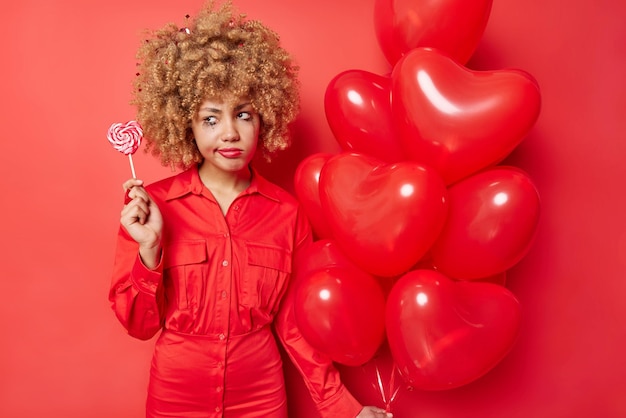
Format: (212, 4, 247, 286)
(221, 121, 239, 142)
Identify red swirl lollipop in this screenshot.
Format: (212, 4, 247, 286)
(107, 120, 143, 178)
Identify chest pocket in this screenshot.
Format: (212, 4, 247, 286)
(244, 243, 292, 313)
(163, 239, 207, 311)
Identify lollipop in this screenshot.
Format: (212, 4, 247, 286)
(107, 120, 143, 178)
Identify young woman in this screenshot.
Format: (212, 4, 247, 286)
(109, 2, 392, 417)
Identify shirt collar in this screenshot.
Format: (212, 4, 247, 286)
(165, 165, 282, 203)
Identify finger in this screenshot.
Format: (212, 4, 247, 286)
(122, 178, 144, 191)
(123, 196, 150, 214)
(123, 207, 148, 226)
(121, 201, 150, 225)
(123, 179, 145, 204)
(372, 407, 392, 417)
(127, 188, 146, 203)
(127, 187, 154, 207)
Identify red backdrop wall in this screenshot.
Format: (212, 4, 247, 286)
(1, 0, 625, 417)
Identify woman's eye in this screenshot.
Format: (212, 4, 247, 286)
(204, 116, 217, 126)
(238, 111, 252, 121)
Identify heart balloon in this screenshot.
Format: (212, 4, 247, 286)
(294, 264, 386, 366)
(415, 254, 507, 286)
(386, 269, 521, 390)
(430, 166, 541, 280)
(392, 47, 541, 184)
(374, 0, 493, 66)
(294, 153, 334, 239)
(325, 70, 404, 163)
(319, 152, 448, 277)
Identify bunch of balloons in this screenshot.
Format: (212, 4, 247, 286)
(292, 0, 541, 392)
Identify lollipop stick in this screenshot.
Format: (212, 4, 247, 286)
(128, 154, 137, 179)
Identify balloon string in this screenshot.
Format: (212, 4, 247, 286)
(371, 360, 401, 412)
(375, 363, 387, 406)
(129, 154, 137, 179)
(387, 364, 400, 408)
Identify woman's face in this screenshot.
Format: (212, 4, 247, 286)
(191, 95, 260, 175)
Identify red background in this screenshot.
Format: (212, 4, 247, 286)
(1, 0, 625, 417)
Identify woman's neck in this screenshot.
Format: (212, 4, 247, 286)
(198, 163, 252, 214)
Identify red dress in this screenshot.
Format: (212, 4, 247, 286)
(109, 167, 362, 418)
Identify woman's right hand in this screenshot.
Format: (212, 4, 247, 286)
(356, 406, 393, 418)
(120, 178, 163, 269)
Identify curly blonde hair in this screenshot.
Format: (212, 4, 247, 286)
(132, 1, 300, 169)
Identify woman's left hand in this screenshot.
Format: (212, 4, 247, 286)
(357, 406, 393, 418)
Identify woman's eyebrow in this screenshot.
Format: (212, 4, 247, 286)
(199, 107, 222, 113)
(234, 102, 253, 111)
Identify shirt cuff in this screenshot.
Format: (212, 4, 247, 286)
(316, 384, 363, 418)
(130, 252, 163, 295)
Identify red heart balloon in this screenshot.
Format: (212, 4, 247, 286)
(392, 48, 542, 184)
(324, 70, 404, 163)
(374, 0, 493, 66)
(294, 265, 386, 366)
(386, 269, 521, 390)
(430, 166, 541, 280)
(294, 153, 334, 240)
(414, 255, 507, 286)
(319, 152, 448, 277)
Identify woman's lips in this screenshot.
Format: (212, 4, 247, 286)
(217, 148, 243, 158)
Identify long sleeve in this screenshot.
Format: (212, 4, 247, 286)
(274, 211, 363, 418)
(109, 226, 165, 340)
